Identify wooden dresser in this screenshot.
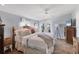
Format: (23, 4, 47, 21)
(65, 26, 76, 45)
(0, 24, 5, 53)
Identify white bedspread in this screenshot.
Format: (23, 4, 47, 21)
(22, 35, 47, 51)
(22, 33, 55, 54)
(28, 36, 47, 50)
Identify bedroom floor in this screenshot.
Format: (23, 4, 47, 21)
(53, 39, 73, 54)
(5, 39, 73, 54)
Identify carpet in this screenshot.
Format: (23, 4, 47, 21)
(53, 39, 73, 54)
(5, 39, 73, 54)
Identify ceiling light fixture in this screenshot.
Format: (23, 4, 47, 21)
(39, 5, 52, 19)
(45, 8, 49, 14)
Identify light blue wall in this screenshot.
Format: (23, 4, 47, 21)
(51, 13, 73, 39)
(76, 12, 79, 37)
(37, 13, 73, 39)
(0, 11, 21, 37)
(0, 11, 73, 39)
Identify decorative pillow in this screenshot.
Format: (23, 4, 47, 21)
(16, 29, 31, 37)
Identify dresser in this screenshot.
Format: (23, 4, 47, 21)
(0, 24, 5, 53)
(65, 26, 76, 45)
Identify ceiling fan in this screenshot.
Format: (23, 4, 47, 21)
(39, 5, 52, 15)
(44, 8, 49, 14)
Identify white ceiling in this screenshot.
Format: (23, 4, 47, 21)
(0, 4, 77, 20)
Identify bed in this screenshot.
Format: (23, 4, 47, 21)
(21, 32, 55, 54)
(14, 26, 36, 51)
(13, 25, 55, 54)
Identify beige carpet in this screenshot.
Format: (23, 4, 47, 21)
(5, 39, 73, 54)
(54, 39, 73, 54)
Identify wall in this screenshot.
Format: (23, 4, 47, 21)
(0, 11, 39, 37)
(38, 13, 73, 39)
(50, 13, 73, 39)
(0, 11, 21, 37)
(0, 10, 74, 39)
(38, 12, 73, 39)
(76, 11, 79, 37)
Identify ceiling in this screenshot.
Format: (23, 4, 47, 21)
(0, 4, 77, 20)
